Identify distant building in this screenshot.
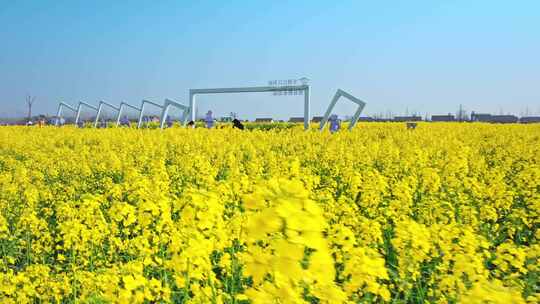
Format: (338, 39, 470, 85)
(470, 113, 492, 122)
(520, 116, 540, 123)
(372, 118, 392, 122)
(255, 118, 274, 123)
(219, 117, 233, 122)
(394, 116, 422, 122)
(490, 115, 518, 123)
(470, 113, 518, 123)
(357, 117, 375, 122)
(311, 116, 324, 123)
(288, 117, 304, 123)
(431, 114, 455, 122)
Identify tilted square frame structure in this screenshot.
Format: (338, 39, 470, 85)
(137, 100, 164, 128)
(56, 102, 100, 126)
(189, 85, 311, 130)
(55, 102, 77, 125)
(319, 89, 366, 131)
(116, 102, 142, 126)
(74, 102, 99, 125)
(94, 101, 120, 127)
(160, 99, 189, 129)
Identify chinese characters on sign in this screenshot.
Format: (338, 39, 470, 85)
(268, 78, 309, 96)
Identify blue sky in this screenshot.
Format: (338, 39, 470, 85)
(1, 0, 539, 119)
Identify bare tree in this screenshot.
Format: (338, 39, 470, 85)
(26, 95, 36, 121)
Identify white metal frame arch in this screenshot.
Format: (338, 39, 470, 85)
(137, 99, 164, 128)
(74, 102, 99, 125)
(189, 85, 311, 130)
(160, 98, 189, 129)
(319, 89, 366, 131)
(116, 102, 142, 126)
(94, 101, 120, 127)
(55, 102, 77, 125)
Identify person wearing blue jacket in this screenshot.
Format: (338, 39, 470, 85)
(329, 114, 341, 133)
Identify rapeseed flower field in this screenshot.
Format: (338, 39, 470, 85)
(0, 123, 538, 303)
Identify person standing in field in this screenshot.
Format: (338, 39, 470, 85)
(232, 118, 244, 130)
(205, 110, 214, 129)
(329, 114, 341, 133)
(120, 115, 130, 127)
(166, 116, 173, 128)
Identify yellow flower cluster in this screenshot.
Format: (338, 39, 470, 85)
(0, 123, 538, 303)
